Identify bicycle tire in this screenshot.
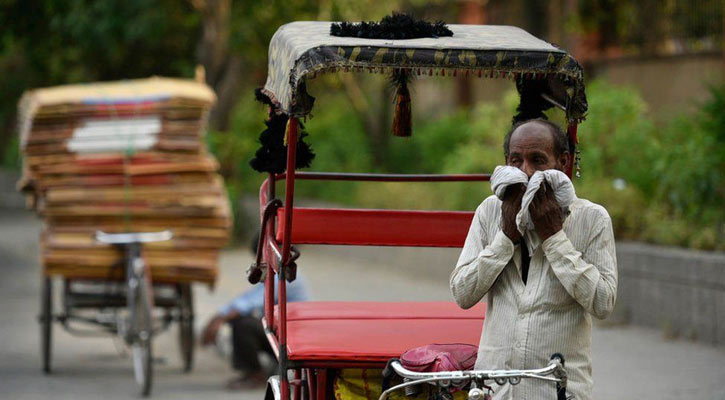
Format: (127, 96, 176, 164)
(178, 283, 194, 372)
(131, 271, 153, 397)
(40, 277, 52, 374)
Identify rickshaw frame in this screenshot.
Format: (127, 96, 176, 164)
(251, 21, 587, 400)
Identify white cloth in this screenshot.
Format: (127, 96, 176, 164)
(450, 196, 618, 400)
(490, 165, 576, 253)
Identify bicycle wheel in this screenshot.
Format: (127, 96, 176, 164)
(131, 273, 153, 397)
(178, 284, 194, 372)
(40, 277, 52, 374)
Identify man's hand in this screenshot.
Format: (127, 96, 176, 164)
(529, 182, 563, 241)
(201, 311, 240, 346)
(201, 314, 226, 347)
(501, 183, 525, 244)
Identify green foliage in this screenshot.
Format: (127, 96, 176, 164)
(208, 95, 268, 192)
(696, 84, 725, 210)
(0, 0, 201, 160)
(1, 0, 200, 82)
(0, 0, 433, 165)
(1, 136, 20, 170)
(226, 79, 723, 250)
(578, 81, 658, 194)
(282, 93, 376, 205)
(576, 0, 722, 51)
(575, 80, 724, 249)
(1, 0, 721, 250)
(206, 93, 270, 237)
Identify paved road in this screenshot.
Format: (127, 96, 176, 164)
(1, 209, 724, 399)
(0, 210, 262, 400)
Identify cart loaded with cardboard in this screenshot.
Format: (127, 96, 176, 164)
(17, 77, 231, 395)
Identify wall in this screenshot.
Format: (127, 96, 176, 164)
(614, 242, 725, 346)
(592, 53, 723, 117)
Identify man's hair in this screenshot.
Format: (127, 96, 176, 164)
(503, 119, 571, 157)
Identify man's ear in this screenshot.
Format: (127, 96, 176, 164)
(558, 152, 571, 172)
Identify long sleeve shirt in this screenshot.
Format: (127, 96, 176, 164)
(218, 275, 310, 318)
(450, 195, 617, 400)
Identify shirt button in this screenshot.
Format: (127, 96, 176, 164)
(519, 314, 525, 320)
(515, 342, 522, 349)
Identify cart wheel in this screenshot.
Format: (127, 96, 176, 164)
(132, 275, 153, 397)
(40, 277, 52, 374)
(178, 283, 194, 372)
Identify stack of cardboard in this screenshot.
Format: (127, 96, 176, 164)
(17, 77, 231, 284)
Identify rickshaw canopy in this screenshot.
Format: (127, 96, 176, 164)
(262, 21, 588, 123)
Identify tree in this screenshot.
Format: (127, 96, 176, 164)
(0, 0, 200, 161)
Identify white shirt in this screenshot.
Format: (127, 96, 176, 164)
(450, 195, 618, 400)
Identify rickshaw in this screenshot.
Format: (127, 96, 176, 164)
(18, 77, 228, 397)
(248, 18, 587, 400)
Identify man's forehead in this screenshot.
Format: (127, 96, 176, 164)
(509, 122, 555, 152)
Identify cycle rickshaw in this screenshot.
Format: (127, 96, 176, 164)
(18, 78, 230, 396)
(247, 19, 587, 400)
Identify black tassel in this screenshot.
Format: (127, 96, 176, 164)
(513, 78, 553, 124)
(331, 13, 452, 40)
(250, 89, 315, 173)
(390, 69, 413, 137)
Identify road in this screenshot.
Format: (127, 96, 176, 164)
(1, 209, 724, 399)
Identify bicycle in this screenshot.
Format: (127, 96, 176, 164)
(94, 230, 173, 397)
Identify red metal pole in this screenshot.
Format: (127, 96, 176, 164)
(262, 175, 276, 332)
(293, 369, 302, 400)
(279, 117, 298, 400)
(315, 369, 327, 400)
(305, 369, 316, 400)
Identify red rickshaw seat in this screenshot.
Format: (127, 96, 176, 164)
(274, 301, 485, 363)
(276, 208, 475, 247)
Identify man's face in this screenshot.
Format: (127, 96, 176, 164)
(506, 121, 568, 178)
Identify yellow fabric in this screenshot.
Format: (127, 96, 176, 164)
(333, 369, 468, 400)
(19, 77, 215, 109)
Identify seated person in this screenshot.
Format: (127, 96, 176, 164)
(202, 274, 309, 389)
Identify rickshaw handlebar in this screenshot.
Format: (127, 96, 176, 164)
(380, 354, 567, 400)
(387, 358, 563, 381)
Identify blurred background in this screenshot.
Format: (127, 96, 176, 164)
(0, 1, 724, 399)
(0, 0, 723, 250)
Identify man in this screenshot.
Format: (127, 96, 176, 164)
(450, 119, 617, 399)
(202, 275, 309, 389)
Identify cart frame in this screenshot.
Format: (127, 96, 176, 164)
(39, 230, 195, 397)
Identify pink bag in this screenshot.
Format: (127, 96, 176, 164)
(400, 343, 478, 372)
